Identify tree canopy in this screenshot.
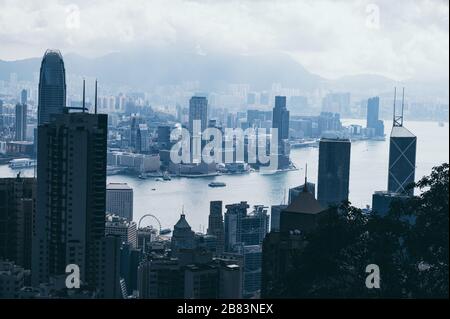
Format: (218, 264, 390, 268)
(279, 163, 449, 298)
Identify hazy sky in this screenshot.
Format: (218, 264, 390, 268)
(0, 0, 448, 81)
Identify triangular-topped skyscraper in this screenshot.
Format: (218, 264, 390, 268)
(387, 88, 417, 196)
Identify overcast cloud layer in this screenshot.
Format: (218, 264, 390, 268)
(0, 0, 448, 81)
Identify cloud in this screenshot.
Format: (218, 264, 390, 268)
(0, 0, 448, 81)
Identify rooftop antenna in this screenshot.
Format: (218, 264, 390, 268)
(94, 79, 98, 114)
(393, 87, 404, 127)
(303, 163, 309, 192)
(401, 87, 405, 126)
(82, 78, 86, 113)
(392, 87, 397, 125)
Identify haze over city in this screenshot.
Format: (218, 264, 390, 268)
(0, 0, 448, 304)
(0, 0, 448, 81)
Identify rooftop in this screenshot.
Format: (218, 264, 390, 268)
(107, 182, 132, 190)
(391, 125, 416, 138)
(174, 214, 191, 229)
(283, 191, 325, 215)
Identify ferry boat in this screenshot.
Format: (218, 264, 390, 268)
(159, 228, 172, 235)
(8, 158, 36, 169)
(208, 181, 226, 187)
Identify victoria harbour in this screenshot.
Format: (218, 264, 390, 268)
(2, 120, 447, 231)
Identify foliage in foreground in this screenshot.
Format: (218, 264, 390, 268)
(280, 163, 449, 298)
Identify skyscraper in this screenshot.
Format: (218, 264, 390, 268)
(207, 201, 224, 254)
(106, 183, 134, 221)
(366, 96, 384, 137)
(387, 127, 417, 196)
(189, 96, 208, 134)
(38, 50, 66, 125)
(20, 89, 27, 105)
(272, 96, 290, 169)
(366, 96, 380, 129)
(317, 136, 351, 206)
(388, 88, 417, 196)
(272, 96, 289, 142)
(33, 111, 108, 287)
(15, 103, 27, 141)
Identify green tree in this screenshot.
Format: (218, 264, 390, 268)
(279, 163, 448, 298)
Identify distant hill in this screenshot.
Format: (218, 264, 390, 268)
(0, 50, 324, 91)
(0, 50, 447, 100)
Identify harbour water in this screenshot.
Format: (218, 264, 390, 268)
(1, 120, 448, 232)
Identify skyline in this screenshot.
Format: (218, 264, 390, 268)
(0, 0, 448, 83)
(0, 1, 448, 302)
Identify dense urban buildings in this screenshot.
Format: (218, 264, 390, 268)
(0, 9, 447, 301)
(0, 176, 35, 270)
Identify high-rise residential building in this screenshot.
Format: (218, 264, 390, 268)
(15, 103, 27, 141)
(38, 50, 66, 125)
(105, 213, 138, 248)
(224, 202, 269, 252)
(0, 177, 35, 270)
(388, 125, 417, 196)
(317, 137, 351, 206)
(207, 201, 225, 254)
(33, 111, 107, 287)
(21, 89, 28, 105)
(189, 96, 208, 134)
(106, 183, 133, 221)
(366, 97, 384, 137)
